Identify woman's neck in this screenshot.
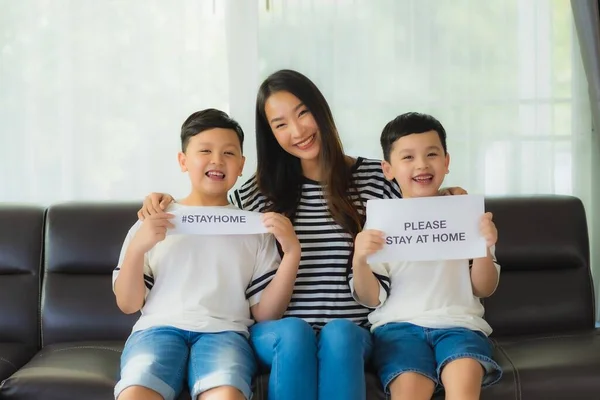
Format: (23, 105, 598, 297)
(301, 157, 321, 181)
(301, 155, 355, 182)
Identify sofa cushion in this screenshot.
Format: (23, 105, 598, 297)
(494, 329, 600, 400)
(0, 341, 212, 400)
(42, 203, 140, 345)
(484, 196, 595, 336)
(0, 343, 37, 383)
(0, 341, 123, 400)
(0, 205, 44, 349)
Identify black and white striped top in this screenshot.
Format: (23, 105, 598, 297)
(231, 157, 401, 329)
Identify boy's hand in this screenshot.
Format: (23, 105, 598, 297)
(480, 212, 497, 248)
(262, 212, 300, 255)
(130, 213, 175, 254)
(353, 229, 385, 264)
(439, 186, 468, 196)
(138, 193, 175, 220)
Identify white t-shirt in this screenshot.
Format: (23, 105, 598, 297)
(112, 203, 280, 336)
(350, 251, 500, 336)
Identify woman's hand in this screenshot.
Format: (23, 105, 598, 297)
(137, 193, 175, 220)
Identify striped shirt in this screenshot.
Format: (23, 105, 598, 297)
(231, 157, 401, 329)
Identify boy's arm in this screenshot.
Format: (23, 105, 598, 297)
(350, 229, 389, 308)
(471, 247, 500, 298)
(114, 213, 173, 313)
(471, 212, 500, 298)
(350, 258, 389, 308)
(114, 245, 148, 314)
(249, 212, 301, 322)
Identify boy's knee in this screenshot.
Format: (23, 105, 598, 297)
(440, 359, 484, 400)
(198, 385, 246, 400)
(440, 357, 484, 386)
(117, 385, 163, 400)
(389, 372, 435, 400)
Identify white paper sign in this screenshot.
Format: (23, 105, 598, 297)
(365, 195, 487, 263)
(168, 207, 268, 235)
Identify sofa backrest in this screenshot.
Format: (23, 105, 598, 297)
(34, 196, 597, 344)
(0, 205, 44, 348)
(484, 195, 595, 336)
(41, 203, 139, 346)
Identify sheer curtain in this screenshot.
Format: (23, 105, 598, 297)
(571, 0, 600, 321)
(258, 0, 590, 200)
(1, 1, 596, 292)
(2, 0, 591, 206)
(258, 0, 596, 303)
(0, 0, 231, 204)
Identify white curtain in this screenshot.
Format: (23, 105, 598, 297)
(571, 0, 600, 321)
(257, 0, 597, 318)
(0, 0, 231, 204)
(1, 0, 591, 203)
(1, 0, 595, 270)
(258, 0, 591, 201)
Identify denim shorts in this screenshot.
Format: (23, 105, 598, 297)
(373, 322, 502, 394)
(114, 326, 256, 400)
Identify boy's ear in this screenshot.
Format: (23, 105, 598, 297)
(381, 160, 395, 181)
(238, 156, 246, 177)
(178, 151, 188, 172)
(445, 152, 450, 174)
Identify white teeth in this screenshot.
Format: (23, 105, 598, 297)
(297, 135, 314, 147)
(413, 175, 432, 181)
(207, 171, 224, 177)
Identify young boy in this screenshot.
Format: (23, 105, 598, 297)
(113, 109, 301, 400)
(351, 112, 502, 400)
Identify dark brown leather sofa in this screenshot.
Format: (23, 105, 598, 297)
(0, 196, 599, 399)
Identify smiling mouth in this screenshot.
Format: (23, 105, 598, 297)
(295, 134, 316, 150)
(206, 171, 226, 180)
(412, 174, 433, 183)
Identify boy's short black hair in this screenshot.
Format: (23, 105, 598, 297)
(380, 112, 447, 162)
(181, 108, 244, 152)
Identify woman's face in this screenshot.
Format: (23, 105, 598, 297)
(264, 91, 321, 162)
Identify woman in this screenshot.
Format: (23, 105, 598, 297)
(139, 69, 464, 400)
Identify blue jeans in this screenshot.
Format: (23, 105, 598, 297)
(250, 317, 373, 400)
(115, 326, 256, 400)
(373, 323, 502, 394)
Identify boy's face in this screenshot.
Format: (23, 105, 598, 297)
(178, 128, 245, 199)
(382, 130, 450, 198)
